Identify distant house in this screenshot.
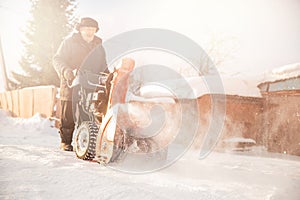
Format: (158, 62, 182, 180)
(257, 63, 300, 155)
(194, 64, 300, 156)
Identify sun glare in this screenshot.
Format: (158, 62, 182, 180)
(0, 0, 30, 75)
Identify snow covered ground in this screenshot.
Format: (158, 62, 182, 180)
(0, 110, 300, 200)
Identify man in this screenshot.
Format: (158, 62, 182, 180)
(53, 17, 106, 151)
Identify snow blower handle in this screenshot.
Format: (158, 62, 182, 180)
(65, 69, 78, 88)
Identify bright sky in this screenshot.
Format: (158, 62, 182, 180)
(0, 0, 300, 91)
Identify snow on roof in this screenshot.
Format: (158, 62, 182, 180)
(135, 63, 300, 99)
(188, 75, 261, 98)
(137, 75, 261, 99)
(260, 63, 300, 84)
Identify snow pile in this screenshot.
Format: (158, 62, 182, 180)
(0, 111, 54, 132)
(127, 93, 176, 103)
(140, 84, 175, 98)
(0, 109, 58, 147)
(224, 137, 256, 144)
(0, 109, 11, 118)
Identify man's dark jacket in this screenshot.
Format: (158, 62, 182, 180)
(53, 33, 106, 100)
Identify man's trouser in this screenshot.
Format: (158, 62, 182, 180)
(59, 100, 75, 149)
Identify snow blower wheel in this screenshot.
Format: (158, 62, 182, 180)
(75, 121, 98, 160)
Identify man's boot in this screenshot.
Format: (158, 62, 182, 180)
(59, 128, 74, 151)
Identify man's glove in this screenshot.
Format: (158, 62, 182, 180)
(63, 68, 75, 81)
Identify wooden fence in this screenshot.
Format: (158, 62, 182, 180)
(0, 86, 57, 118)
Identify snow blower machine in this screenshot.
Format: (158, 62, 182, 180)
(71, 58, 171, 165)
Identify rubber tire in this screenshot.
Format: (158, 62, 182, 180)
(75, 121, 98, 160)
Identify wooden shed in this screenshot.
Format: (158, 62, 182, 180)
(258, 74, 300, 156)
